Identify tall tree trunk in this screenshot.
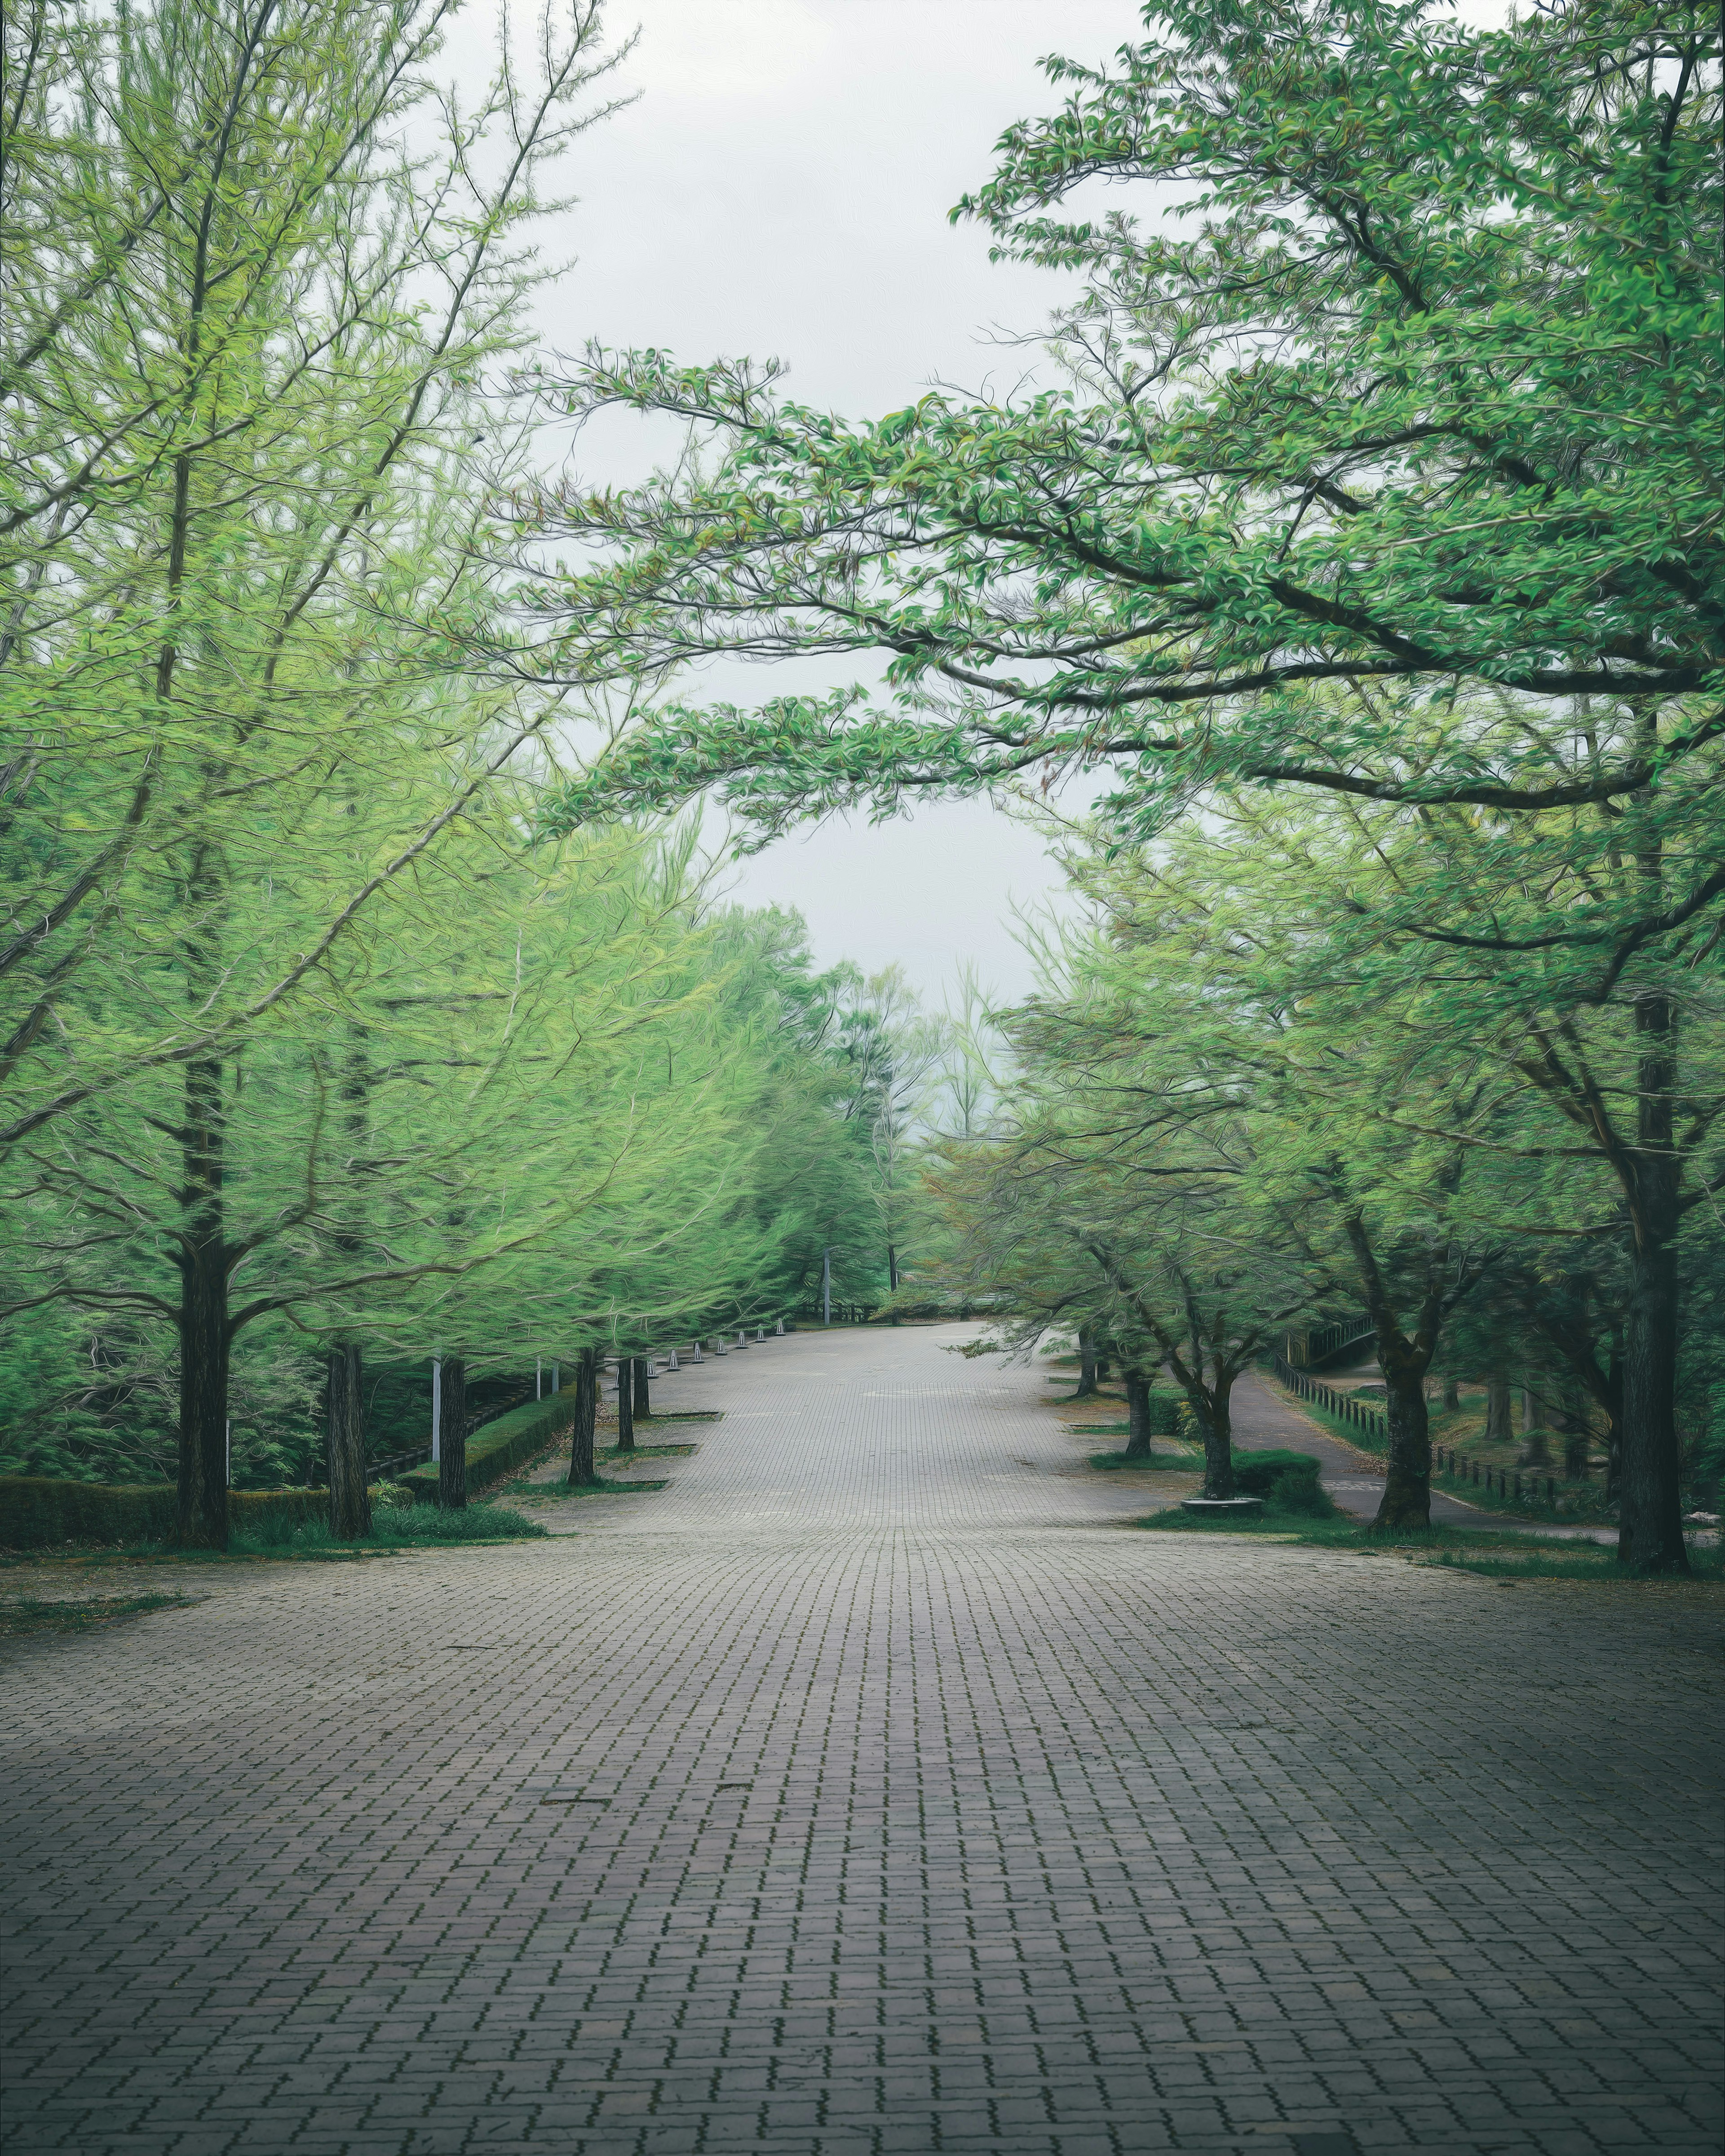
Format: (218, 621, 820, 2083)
(1377, 1357, 1432, 1527)
(1123, 1371, 1151, 1460)
(615, 1357, 635, 1454)
(327, 1019, 371, 1537)
(1618, 990, 1687, 1570)
(1193, 1373, 1236, 1499)
(327, 1341, 370, 1538)
(174, 1049, 229, 1549)
(887, 1242, 898, 1292)
(1075, 1325, 1098, 1399)
(1442, 1374, 1460, 1412)
(566, 1348, 598, 1486)
(632, 1355, 650, 1421)
(1485, 1373, 1512, 1444)
(437, 1356, 467, 1510)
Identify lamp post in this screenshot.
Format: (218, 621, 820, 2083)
(822, 1245, 832, 1328)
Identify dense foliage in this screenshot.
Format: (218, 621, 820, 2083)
(518, 0, 1721, 1569)
(0, 0, 897, 1540)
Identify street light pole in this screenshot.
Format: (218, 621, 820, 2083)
(822, 1245, 832, 1328)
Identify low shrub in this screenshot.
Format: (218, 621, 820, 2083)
(1265, 1467, 1338, 1518)
(232, 1502, 548, 1553)
(0, 1476, 327, 1550)
(399, 1391, 578, 1504)
(1231, 1448, 1324, 1501)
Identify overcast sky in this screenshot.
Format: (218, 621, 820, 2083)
(487, 0, 1142, 1005)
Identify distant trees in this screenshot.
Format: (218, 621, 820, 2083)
(515, 0, 1721, 1569)
(0, 0, 890, 1542)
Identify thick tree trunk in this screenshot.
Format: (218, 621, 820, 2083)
(1618, 988, 1688, 1571)
(327, 1342, 370, 1539)
(887, 1243, 898, 1292)
(1195, 1377, 1236, 1499)
(174, 1050, 229, 1549)
(1442, 1374, 1460, 1412)
(1485, 1374, 1512, 1444)
(437, 1356, 467, 1510)
(176, 1226, 230, 1549)
(1123, 1372, 1152, 1460)
(632, 1355, 650, 1421)
(1075, 1326, 1098, 1399)
(1376, 1363, 1432, 1528)
(615, 1357, 635, 1454)
(566, 1349, 598, 1486)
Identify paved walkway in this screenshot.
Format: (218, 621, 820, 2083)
(3, 1326, 1720, 2156)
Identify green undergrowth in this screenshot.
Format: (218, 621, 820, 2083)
(500, 1476, 670, 1502)
(1089, 1448, 1201, 1472)
(233, 1502, 549, 1554)
(1139, 1507, 1724, 1583)
(0, 1591, 201, 1639)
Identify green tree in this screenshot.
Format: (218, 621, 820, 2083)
(519, 0, 1722, 1559)
(1, 0, 625, 1541)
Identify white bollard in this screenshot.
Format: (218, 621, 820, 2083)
(668, 1348, 680, 1370)
(775, 1318, 784, 1336)
(692, 1340, 703, 1363)
(736, 1328, 748, 1349)
(717, 1336, 728, 1355)
(756, 1326, 765, 1342)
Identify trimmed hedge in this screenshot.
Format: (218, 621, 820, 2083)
(1142, 1390, 1184, 1438)
(399, 1388, 578, 1503)
(1230, 1448, 1323, 1499)
(0, 1477, 328, 1551)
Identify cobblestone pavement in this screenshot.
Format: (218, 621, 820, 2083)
(3, 1325, 1721, 2156)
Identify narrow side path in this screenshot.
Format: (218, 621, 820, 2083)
(1232, 1372, 1615, 1538)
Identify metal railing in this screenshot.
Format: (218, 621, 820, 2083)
(1283, 1320, 1377, 1370)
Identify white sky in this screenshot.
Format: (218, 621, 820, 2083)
(493, 0, 1141, 1004)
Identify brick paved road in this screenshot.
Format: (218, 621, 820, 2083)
(3, 1325, 1721, 2156)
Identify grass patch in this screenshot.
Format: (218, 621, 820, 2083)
(1137, 1506, 1724, 1583)
(637, 1410, 721, 1423)
(233, 1502, 549, 1555)
(600, 1442, 697, 1460)
(0, 1591, 200, 1639)
(1089, 1448, 1199, 1473)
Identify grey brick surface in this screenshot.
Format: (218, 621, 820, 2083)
(1, 1327, 1720, 2155)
